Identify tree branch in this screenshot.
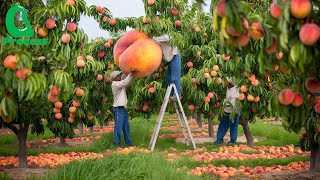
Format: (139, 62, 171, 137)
(5, 123, 19, 135)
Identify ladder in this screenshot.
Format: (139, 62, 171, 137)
(148, 83, 196, 151)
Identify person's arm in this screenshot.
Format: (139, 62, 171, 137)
(112, 73, 133, 88)
(153, 34, 170, 42)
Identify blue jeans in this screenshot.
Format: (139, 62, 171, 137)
(113, 106, 132, 146)
(167, 54, 181, 96)
(216, 112, 240, 143)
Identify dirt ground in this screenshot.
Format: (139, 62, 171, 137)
(4, 168, 54, 180)
(176, 135, 262, 144)
(259, 170, 320, 180)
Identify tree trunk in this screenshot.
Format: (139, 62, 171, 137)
(17, 127, 28, 168)
(239, 118, 254, 147)
(310, 144, 320, 172)
(89, 126, 94, 134)
(100, 123, 103, 128)
(196, 111, 203, 128)
(78, 119, 83, 134)
(208, 117, 214, 137)
(192, 112, 197, 119)
(59, 136, 67, 147)
(274, 116, 281, 121)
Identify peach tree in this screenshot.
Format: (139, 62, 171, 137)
(210, 0, 320, 171)
(0, 0, 49, 168)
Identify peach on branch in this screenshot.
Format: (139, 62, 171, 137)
(171, 8, 179, 16)
(216, 0, 226, 17)
(55, 102, 63, 109)
(270, 2, 283, 19)
(4, 54, 17, 70)
(236, 33, 250, 47)
(290, 0, 311, 19)
(45, 18, 56, 29)
(66, 0, 75, 6)
(48, 94, 58, 103)
(50, 86, 60, 96)
(249, 22, 264, 40)
(38, 28, 47, 37)
(148, 0, 155, 6)
(278, 88, 295, 105)
(299, 23, 320, 46)
(291, 93, 303, 107)
(67, 22, 77, 32)
(61, 34, 71, 44)
(305, 78, 320, 94)
(15, 68, 32, 80)
(109, 19, 116, 26)
(113, 30, 162, 78)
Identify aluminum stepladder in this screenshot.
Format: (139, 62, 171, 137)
(148, 83, 196, 151)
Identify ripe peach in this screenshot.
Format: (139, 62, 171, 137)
(278, 88, 295, 105)
(68, 117, 74, 123)
(204, 96, 210, 103)
(149, 87, 155, 94)
(213, 65, 219, 71)
(53, 108, 60, 113)
(247, 94, 254, 101)
(240, 85, 248, 92)
(251, 79, 259, 86)
(61, 34, 71, 44)
(55, 102, 63, 109)
(143, 16, 151, 24)
(236, 33, 250, 47)
(216, 0, 226, 17)
(2, 117, 13, 123)
(98, 51, 104, 58)
(194, 26, 201, 32)
(142, 105, 148, 112)
(192, 78, 197, 84)
(67, 22, 77, 32)
(97, 74, 103, 81)
(208, 92, 214, 98)
(50, 86, 60, 96)
(238, 93, 245, 100)
(55, 113, 62, 120)
(148, 0, 155, 6)
(276, 52, 283, 60)
(254, 96, 260, 102)
(291, 93, 303, 107)
(188, 105, 195, 111)
(273, 64, 279, 71)
(290, 0, 311, 19)
(204, 73, 210, 79)
(249, 22, 264, 40)
(105, 77, 111, 83)
(72, 100, 80, 107)
(102, 16, 109, 23)
(196, 51, 201, 57)
(108, 39, 114, 45)
(270, 2, 283, 19)
(175, 20, 182, 27)
(187, 62, 193, 68)
(114, 30, 162, 78)
(96, 6, 102, 11)
(76, 88, 84, 97)
(77, 59, 85, 68)
(69, 107, 77, 113)
(305, 78, 320, 94)
(299, 23, 320, 46)
(216, 78, 222, 84)
(66, 0, 75, 6)
(248, 74, 256, 81)
(222, 54, 230, 61)
(265, 39, 277, 54)
(109, 19, 116, 26)
(104, 42, 111, 48)
(38, 28, 47, 37)
(99, 9, 105, 14)
(211, 71, 217, 77)
(45, 18, 55, 29)
(171, 7, 179, 16)
(70, 113, 76, 119)
(4, 54, 17, 70)
(16, 68, 32, 80)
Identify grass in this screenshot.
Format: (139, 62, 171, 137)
(0, 113, 310, 179)
(45, 153, 202, 180)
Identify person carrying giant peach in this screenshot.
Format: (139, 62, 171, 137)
(110, 71, 134, 147)
(152, 34, 181, 101)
